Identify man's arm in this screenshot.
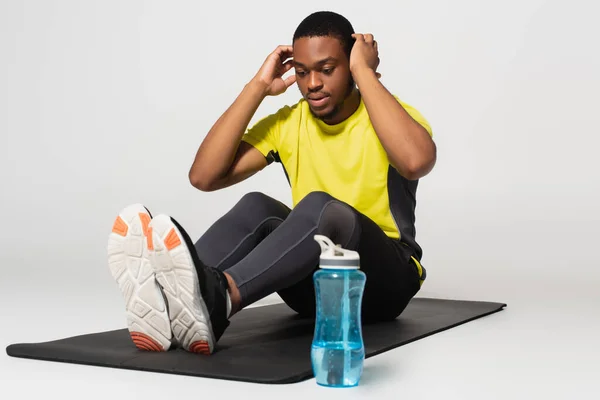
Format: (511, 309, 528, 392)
(354, 69, 436, 180)
(350, 34, 436, 181)
(192, 141, 268, 192)
(189, 45, 296, 191)
(189, 80, 269, 191)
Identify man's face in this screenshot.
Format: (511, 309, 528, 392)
(292, 36, 354, 121)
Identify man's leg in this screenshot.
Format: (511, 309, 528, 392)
(191, 192, 291, 313)
(143, 192, 290, 354)
(146, 191, 422, 354)
(193, 191, 291, 271)
(224, 191, 423, 321)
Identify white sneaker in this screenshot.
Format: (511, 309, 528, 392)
(146, 214, 231, 354)
(107, 204, 173, 351)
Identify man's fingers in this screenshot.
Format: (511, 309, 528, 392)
(352, 33, 377, 46)
(276, 44, 293, 52)
(284, 74, 297, 87)
(275, 45, 293, 59)
(281, 60, 294, 73)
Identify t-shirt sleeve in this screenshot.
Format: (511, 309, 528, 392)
(394, 96, 433, 137)
(241, 111, 281, 158)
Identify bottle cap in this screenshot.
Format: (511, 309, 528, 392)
(314, 235, 360, 269)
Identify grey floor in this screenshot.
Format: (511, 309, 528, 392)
(1, 265, 598, 400)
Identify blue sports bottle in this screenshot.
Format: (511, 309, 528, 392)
(311, 234, 366, 387)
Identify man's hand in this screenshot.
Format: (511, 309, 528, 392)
(350, 33, 381, 79)
(252, 45, 297, 96)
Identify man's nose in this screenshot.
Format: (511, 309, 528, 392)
(307, 72, 323, 91)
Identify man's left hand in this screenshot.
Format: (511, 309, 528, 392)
(350, 33, 381, 79)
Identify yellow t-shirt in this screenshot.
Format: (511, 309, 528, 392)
(242, 95, 432, 262)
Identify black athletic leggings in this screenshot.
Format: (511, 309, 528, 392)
(193, 191, 422, 321)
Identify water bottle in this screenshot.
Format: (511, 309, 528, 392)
(311, 234, 366, 388)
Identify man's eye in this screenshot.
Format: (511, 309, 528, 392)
(322, 68, 334, 75)
(297, 71, 307, 77)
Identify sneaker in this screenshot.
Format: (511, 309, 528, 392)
(146, 214, 231, 354)
(107, 204, 173, 351)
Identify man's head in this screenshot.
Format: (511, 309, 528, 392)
(292, 11, 358, 123)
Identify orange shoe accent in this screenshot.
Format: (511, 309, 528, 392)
(147, 227, 154, 250)
(139, 213, 151, 236)
(130, 332, 163, 351)
(112, 216, 128, 236)
(164, 228, 181, 251)
(189, 341, 211, 355)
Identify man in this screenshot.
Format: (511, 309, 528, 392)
(107, 11, 436, 355)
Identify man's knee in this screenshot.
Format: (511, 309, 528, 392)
(237, 191, 273, 207)
(234, 191, 289, 217)
(296, 191, 359, 244)
(295, 191, 341, 212)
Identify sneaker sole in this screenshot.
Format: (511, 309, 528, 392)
(107, 204, 173, 351)
(147, 214, 215, 354)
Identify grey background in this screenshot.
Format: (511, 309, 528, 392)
(1, 0, 598, 398)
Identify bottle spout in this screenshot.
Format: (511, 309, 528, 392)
(314, 234, 336, 255)
(314, 235, 360, 268)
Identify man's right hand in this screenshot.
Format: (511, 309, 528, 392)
(253, 45, 296, 96)
(190, 46, 295, 192)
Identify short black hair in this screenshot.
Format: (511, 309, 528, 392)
(292, 11, 355, 59)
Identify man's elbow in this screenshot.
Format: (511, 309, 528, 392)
(189, 170, 217, 192)
(397, 147, 437, 181)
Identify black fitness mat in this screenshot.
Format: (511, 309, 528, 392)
(6, 297, 505, 384)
